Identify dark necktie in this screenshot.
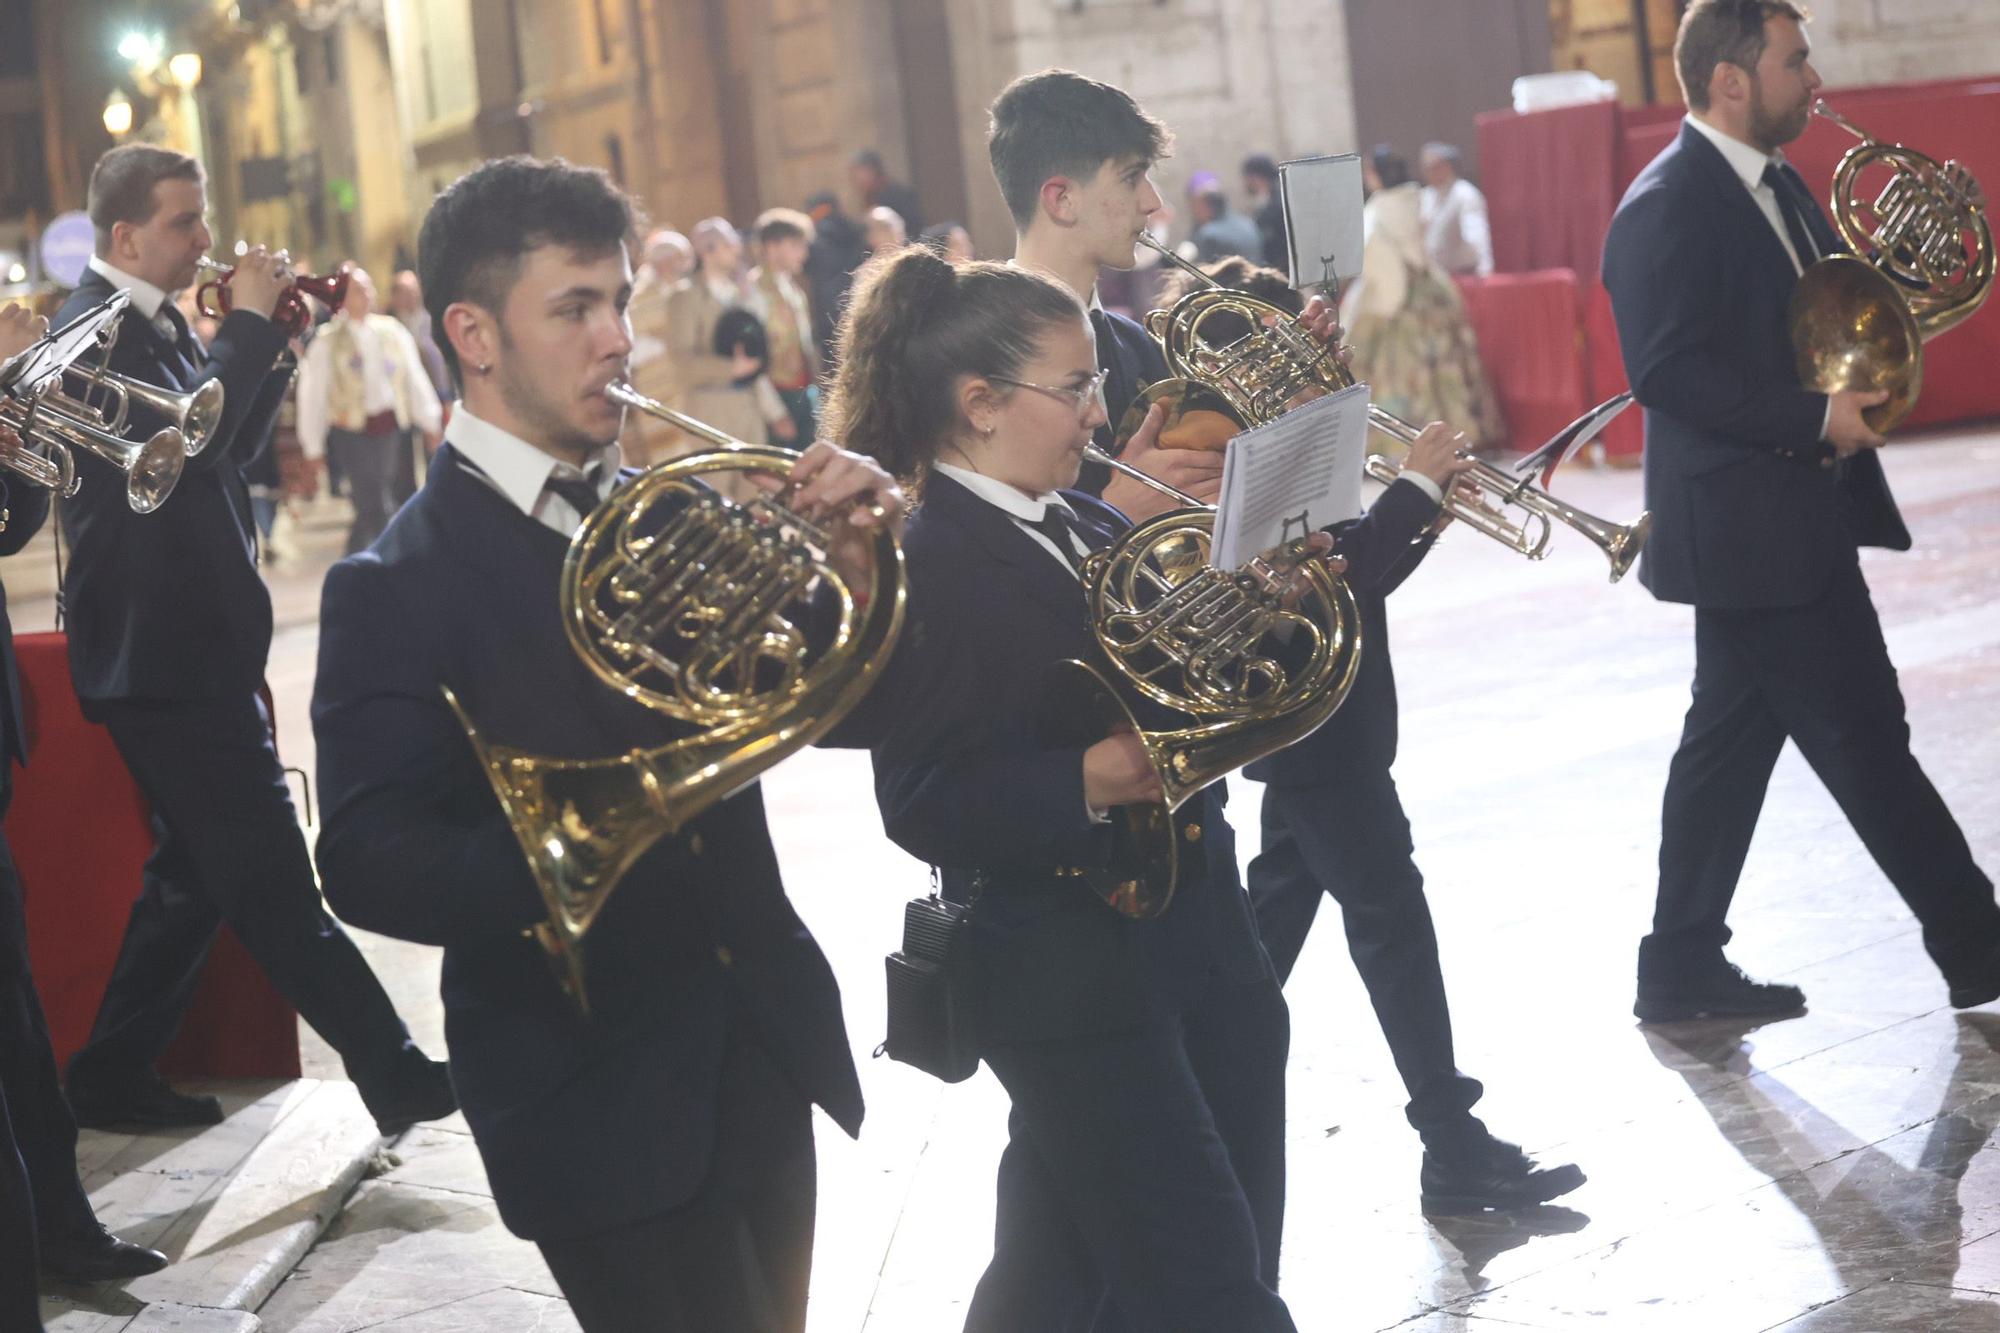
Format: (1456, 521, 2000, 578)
(1032, 506, 1085, 576)
(545, 469, 604, 521)
(154, 302, 200, 377)
(1762, 163, 1820, 273)
(1089, 309, 1132, 458)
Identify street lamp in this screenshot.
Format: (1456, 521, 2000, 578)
(167, 53, 203, 87)
(116, 32, 163, 67)
(103, 91, 134, 137)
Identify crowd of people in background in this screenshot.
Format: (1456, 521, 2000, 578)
(256, 137, 1511, 553)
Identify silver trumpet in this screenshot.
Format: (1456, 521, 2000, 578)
(15, 395, 185, 513)
(0, 292, 185, 513)
(66, 362, 225, 457)
(1361, 422, 1651, 582)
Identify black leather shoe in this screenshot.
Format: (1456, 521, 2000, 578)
(1634, 962, 1806, 1023)
(1942, 941, 2000, 1009)
(360, 1056, 457, 1137)
(65, 1076, 224, 1130)
(1950, 969, 2000, 1010)
(1420, 1137, 1586, 1216)
(39, 1224, 169, 1283)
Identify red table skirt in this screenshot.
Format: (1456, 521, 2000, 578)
(7, 633, 300, 1079)
(1455, 270, 1591, 455)
(1481, 78, 2000, 439)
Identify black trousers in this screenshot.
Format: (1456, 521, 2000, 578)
(331, 426, 397, 555)
(0, 814, 94, 1243)
(0, 1087, 41, 1333)
(2, 807, 66, 1333)
(1648, 562, 1999, 978)
(537, 1027, 817, 1333)
(1247, 776, 1486, 1153)
(965, 972, 1294, 1333)
(66, 692, 413, 1093)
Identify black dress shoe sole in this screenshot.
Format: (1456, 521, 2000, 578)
(1633, 993, 1806, 1023)
(1950, 978, 2000, 1009)
(39, 1247, 171, 1283)
(1421, 1163, 1588, 1216)
(65, 1094, 225, 1131)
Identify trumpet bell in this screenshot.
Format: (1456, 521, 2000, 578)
(125, 428, 187, 513)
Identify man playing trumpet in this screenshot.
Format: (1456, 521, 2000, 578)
(53, 144, 451, 1136)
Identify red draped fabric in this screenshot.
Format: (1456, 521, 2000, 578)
(7, 633, 299, 1079)
(1454, 271, 1590, 454)
(1477, 100, 1622, 280)
(1482, 79, 2000, 438)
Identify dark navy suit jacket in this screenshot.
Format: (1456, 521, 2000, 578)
(1602, 121, 1909, 609)
(311, 447, 863, 1243)
(1080, 307, 1172, 496)
(842, 472, 1274, 1044)
(52, 269, 292, 702)
(0, 477, 53, 791)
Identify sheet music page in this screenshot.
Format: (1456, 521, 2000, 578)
(1210, 382, 1371, 571)
(1278, 154, 1365, 291)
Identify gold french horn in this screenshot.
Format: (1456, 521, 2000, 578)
(1127, 235, 1649, 580)
(443, 383, 904, 1012)
(1789, 99, 1992, 432)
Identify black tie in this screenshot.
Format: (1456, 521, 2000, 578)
(1762, 163, 1820, 272)
(545, 469, 603, 521)
(1033, 506, 1085, 575)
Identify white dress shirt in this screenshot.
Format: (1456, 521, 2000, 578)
(1419, 177, 1495, 278)
(444, 403, 622, 536)
(85, 256, 171, 322)
(1683, 114, 1819, 276)
(1683, 114, 1831, 439)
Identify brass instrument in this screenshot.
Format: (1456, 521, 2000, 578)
(444, 382, 905, 1010)
(0, 291, 185, 513)
(1045, 440, 1363, 920)
(66, 364, 225, 457)
(1130, 234, 1650, 581)
(1790, 99, 1992, 431)
(195, 255, 353, 338)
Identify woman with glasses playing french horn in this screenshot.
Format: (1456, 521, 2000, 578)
(824, 241, 1472, 1331)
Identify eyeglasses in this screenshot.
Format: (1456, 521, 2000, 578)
(990, 368, 1110, 421)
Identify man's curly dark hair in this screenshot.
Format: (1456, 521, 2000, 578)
(417, 155, 635, 388)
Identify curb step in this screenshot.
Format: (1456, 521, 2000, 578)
(44, 1079, 384, 1333)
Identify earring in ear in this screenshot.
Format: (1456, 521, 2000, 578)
(477, 362, 491, 374)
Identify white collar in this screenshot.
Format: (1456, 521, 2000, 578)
(1685, 114, 1782, 193)
(86, 256, 170, 320)
(933, 460, 1076, 524)
(444, 402, 622, 519)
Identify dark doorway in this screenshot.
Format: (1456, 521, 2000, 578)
(890, 0, 969, 235)
(1345, 0, 1554, 180)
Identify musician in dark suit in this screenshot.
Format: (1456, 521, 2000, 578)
(1136, 264, 1584, 1213)
(0, 309, 168, 1325)
(50, 145, 448, 1133)
(311, 155, 893, 1333)
(1603, 1, 2000, 1021)
(829, 247, 1336, 1331)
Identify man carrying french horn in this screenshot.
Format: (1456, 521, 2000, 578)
(1604, 1, 2000, 1023)
(310, 155, 901, 1333)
